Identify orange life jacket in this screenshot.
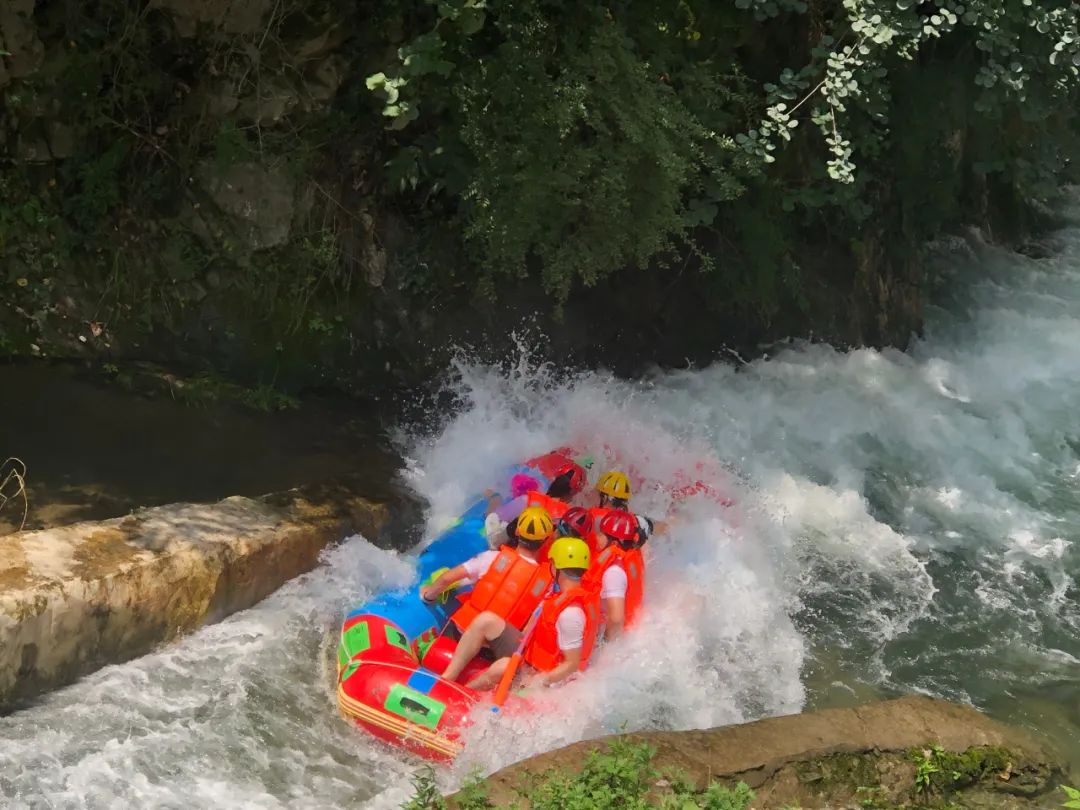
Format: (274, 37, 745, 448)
(523, 586, 600, 673)
(583, 507, 613, 554)
(525, 491, 569, 520)
(581, 543, 645, 628)
(451, 547, 553, 633)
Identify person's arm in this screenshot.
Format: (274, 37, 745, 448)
(539, 648, 582, 686)
(420, 564, 467, 602)
(604, 596, 625, 641)
(638, 513, 677, 539)
(599, 565, 628, 641)
(484, 488, 503, 515)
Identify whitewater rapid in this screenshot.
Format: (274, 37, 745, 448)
(3, 193, 1080, 807)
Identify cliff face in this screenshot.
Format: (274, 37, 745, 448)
(1, 1, 1073, 393)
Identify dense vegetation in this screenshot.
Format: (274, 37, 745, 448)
(1, 0, 1078, 391)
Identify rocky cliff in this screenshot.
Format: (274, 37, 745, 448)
(2, 1, 1076, 394)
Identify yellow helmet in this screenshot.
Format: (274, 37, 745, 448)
(548, 536, 591, 571)
(596, 470, 632, 501)
(516, 506, 554, 542)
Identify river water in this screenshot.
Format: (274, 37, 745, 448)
(3, 195, 1080, 807)
(0, 363, 403, 534)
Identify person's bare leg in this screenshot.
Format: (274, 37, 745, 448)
(442, 612, 506, 682)
(466, 656, 510, 691)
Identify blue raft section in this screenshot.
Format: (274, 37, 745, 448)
(345, 459, 556, 644)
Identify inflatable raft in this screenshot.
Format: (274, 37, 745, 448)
(336, 448, 579, 761)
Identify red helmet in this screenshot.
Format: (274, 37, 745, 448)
(554, 462, 586, 495)
(599, 510, 638, 542)
(557, 506, 591, 538)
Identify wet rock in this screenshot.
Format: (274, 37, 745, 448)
(358, 210, 387, 288)
(15, 131, 50, 163)
(361, 240, 387, 288)
(0, 483, 389, 711)
(199, 161, 296, 250)
(199, 81, 241, 117)
(44, 121, 76, 160)
(293, 23, 348, 62)
(0, 0, 44, 87)
(237, 77, 301, 125)
(305, 55, 349, 105)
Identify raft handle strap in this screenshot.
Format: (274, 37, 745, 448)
(399, 696, 431, 716)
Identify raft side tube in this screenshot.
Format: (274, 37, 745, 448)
(337, 614, 418, 674)
(338, 659, 477, 762)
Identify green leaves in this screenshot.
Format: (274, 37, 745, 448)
(399, 33, 455, 78)
(367, 72, 419, 128)
(683, 199, 718, 227)
(733, 0, 809, 21)
(366, 72, 405, 103)
(433, 0, 488, 35)
(736, 0, 1079, 197)
(366, 0, 492, 132)
(1061, 784, 1080, 809)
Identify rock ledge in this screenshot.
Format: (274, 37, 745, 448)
(0, 482, 387, 711)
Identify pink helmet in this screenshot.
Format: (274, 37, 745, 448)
(511, 473, 540, 499)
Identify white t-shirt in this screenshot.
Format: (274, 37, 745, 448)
(600, 564, 628, 599)
(555, 605, 586, 651)
(460, 549, 536, 584)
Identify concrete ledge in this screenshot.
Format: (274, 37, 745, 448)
(0, 482, 388, 711)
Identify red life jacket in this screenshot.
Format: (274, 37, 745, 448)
(451, 546, 553, 633)
(581, 543, 645, 628)
(525, 491, 569, 520)
(523, 586, 600, 673)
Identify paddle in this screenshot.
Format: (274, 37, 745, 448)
(492, 600, 546, 707)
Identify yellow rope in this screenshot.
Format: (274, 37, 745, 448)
(0, 457, 29, 533)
